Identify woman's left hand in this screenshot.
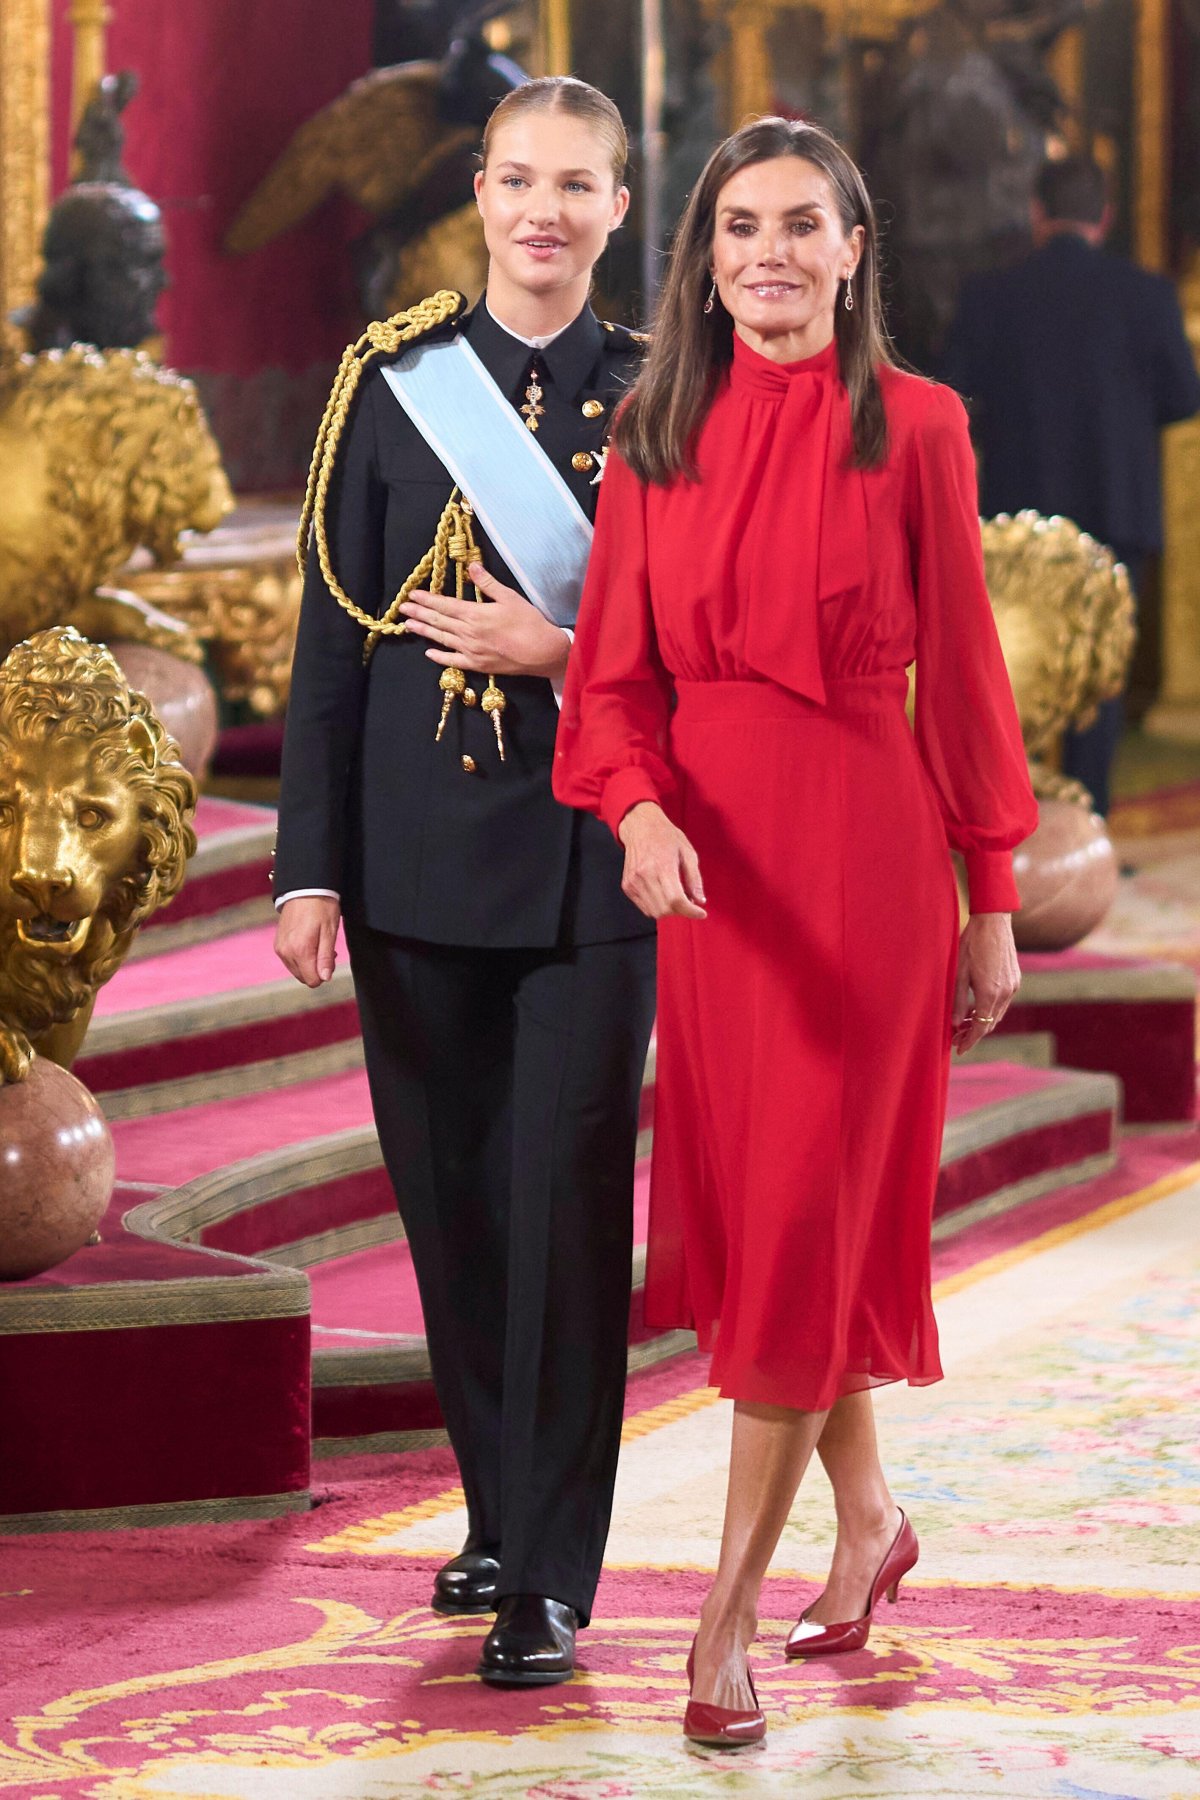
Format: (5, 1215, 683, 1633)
(399, 563, 570, 679)
(952, 912, 1021, 1055)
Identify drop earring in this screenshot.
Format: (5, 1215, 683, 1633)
(704, 280, 716, 315)
(844, 277, 854, 313)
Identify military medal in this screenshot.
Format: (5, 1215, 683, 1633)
(520, 361, 545, 433)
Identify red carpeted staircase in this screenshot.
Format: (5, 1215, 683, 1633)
(3, 795, 1188, 1531)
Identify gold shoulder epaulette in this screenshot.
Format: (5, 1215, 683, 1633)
(601, 321, 650, 346)
(297, 289, 466, 593)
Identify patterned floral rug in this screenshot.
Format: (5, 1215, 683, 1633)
(3, 1136, 1200, 1799)
(1097, 781, 1200, 987)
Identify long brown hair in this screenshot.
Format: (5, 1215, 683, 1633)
(616, 118, 896, 484)
(481, 77, 628, 188)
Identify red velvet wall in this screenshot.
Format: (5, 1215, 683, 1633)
(50, 0, 375, 486)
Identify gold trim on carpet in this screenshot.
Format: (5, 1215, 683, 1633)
(0, 1268, 310, 1335)
(87, 962, 357, 1057)
(124, 1126, 386, 1245)
(0, 1489, 311, 1535)
(932, 1157, 1200, 1300)
(129, 897, 277, 960)
(930, 1150, 1118, 1240)
(941, 1069, 1118, 1165)
(187, 816, 277, 876)
(313, 1340, 431, 1386)
(98, 1039, 366, 1121)
(1016, 961, 1196, 1002)
(957, 1031, 1055, 1067)
(313, 1428, 450, 1459)
(272, 1210, 402, 1271)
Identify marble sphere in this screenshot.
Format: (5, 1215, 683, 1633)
(0, 1057, 115, 1280)
(111, 642, 219, 781)
(1012, 798, 1119, 951)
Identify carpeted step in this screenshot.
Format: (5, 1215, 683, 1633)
(104, 1058, 1119, 1459)
(0, 1183, 310, 1532)
(82, 924, 360, 1119)
(133, 795, 277, 956)
(996, 948, 1196, 1122)
(1, 1050, 1119, 1524)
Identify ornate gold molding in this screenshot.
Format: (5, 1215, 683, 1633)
(1049, 26, 1085, 144)
(67, 0, 109, 142)
(1134, 0, 1168, 271)
(1147, 264, 1200, 740)
(727, 0, 776, 124)
(0, 0, 50, 343)
(539, 0, 571, 74)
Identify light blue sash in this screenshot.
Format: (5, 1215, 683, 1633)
(379, 335, 593, 629)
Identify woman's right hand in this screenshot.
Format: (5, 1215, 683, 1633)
(618, 802, 707, 920)
(274, 894, 341, 987)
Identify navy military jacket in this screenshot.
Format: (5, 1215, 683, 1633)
(943, 235, 1200, 556)
(274, 297, 653, 948)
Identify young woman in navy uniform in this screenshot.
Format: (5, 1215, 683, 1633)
(274, 79, 656, 1686)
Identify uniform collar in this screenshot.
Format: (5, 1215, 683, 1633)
(466, 299, 605, 403)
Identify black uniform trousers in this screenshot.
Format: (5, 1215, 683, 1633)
(346, 922, 657, 1625)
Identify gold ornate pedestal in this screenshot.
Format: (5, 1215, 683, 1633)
(0, 0, 50, 350)
(122, 497, 303, 718)
(1145, 269, 1200, 743)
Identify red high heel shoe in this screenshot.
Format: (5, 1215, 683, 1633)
(785, 1510, 919, 1658)
(684, 1637, 766, 1747)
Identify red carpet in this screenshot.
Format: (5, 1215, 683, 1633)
(2, 1132, 1199, 1795)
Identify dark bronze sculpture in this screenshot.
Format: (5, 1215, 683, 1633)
(16, 72, 166, 354)
(862, 0, 1085, 369)
(225, 4, 525, 320)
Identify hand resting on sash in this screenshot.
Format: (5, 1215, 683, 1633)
(400, 560, 572, 680)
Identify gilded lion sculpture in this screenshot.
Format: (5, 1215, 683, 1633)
(982, 510, 1136, 801)
(0, 628, 197, 1083)
(0, 344, 232, 660)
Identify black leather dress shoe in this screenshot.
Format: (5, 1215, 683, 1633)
(478, 1594, 578, 1685)
(431, 1549, 500, 1615)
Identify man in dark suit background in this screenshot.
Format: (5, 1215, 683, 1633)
(943, 154, 1200, 814)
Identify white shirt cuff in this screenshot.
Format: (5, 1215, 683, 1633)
(275, 888, 340, 910)
(552, 627, 574, 708)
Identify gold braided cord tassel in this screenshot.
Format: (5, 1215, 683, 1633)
(297, 290, 466, 637)
(361, 495, 458, 662)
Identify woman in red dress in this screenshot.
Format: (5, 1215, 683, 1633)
(554, 119, 1037, 1745)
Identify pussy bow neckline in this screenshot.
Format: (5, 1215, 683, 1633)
(729, 329, 838, 397)
(725, 328, 867, 707)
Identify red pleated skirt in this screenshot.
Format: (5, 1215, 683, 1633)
(647, 675, 960, 1411)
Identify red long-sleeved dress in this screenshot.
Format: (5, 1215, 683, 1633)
(554, 333, 1037, 1411)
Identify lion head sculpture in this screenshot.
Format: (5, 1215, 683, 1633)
(0, 345, 232, 659)
(0, 627, 197, 1082)
(982, 511, 1137, 770)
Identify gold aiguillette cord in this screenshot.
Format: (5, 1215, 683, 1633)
(433, 495, 505, 764)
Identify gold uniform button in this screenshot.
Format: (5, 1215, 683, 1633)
(581, 399, 604, 418)
(461, 754, 477, 774)
(572, 451, 594, 472)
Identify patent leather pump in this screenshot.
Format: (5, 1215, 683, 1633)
(683, 1638, 766, 1747)
(785, 1510, 918, 1657)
